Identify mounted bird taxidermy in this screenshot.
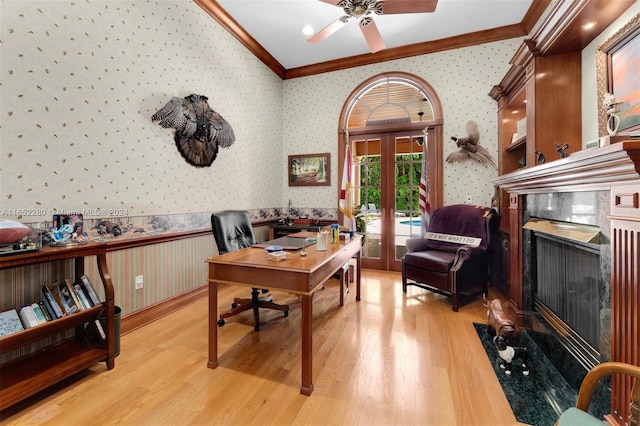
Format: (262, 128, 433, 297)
(152, 94, 235, 167)
(446, 121, 496, 169)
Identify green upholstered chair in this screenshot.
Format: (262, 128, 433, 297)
(556, 362, 640, 426)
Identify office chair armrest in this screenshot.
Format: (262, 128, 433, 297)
(406, 237, 429, 253)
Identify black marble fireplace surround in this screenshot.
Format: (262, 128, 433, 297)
(522, 191, 612, 417)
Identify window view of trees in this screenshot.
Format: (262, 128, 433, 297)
(357, 154, 422, 216)
(395, 154, 422, 215)
(358, 156, 381, 210)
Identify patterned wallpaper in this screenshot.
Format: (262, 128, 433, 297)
(1, 0, 521, 226)
(0, 0, 284, 222)
(282, 41, 519, 209)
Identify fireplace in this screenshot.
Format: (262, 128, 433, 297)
(521, 191, 611, 384)
(518, 193, 613, 418)
(493, 141, 640, 425)
(532, 226, 602, 367)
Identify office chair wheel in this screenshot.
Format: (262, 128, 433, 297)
(217, 318, 225, 327)
(231, 302, 239, 308)
(284, 310, 289, 317)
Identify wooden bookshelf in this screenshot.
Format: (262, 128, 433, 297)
(0, 242, 116, 411)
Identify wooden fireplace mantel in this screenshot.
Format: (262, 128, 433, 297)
(492, 140, 640, 426)
(493, 140, 640, 193)
(492, 140, 640, 316)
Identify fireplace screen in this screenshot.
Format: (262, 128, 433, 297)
(534, 232, 601, 365)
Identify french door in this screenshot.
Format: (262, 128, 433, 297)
(350, 125, 431, 271)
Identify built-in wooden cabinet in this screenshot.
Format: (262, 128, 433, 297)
(490, 230, 510, 299)
(0, 242, 116, 410)
(490, 47, 582, 221)
(489, 0, 637, 277)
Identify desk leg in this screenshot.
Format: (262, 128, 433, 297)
(207, 280, 219, 369)
(355, 251, 362, 302)
(300, 293, 314, 396)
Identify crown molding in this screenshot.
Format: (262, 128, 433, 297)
(193, 0, 287, 79)
(194, 0, 550, 80)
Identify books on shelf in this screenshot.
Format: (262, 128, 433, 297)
(18, 305, 39, 329)
(47, 280, 75, 315)
(73, 282, 92, 309)
(38, 300, 53, 322)
(30, 303, 47, 324)
(2, 275, 104, 337)
(77, 275, 102, 306)
(60, 279, 82, 313)
(0, 309, 24, 337)
(42, 285, 64, 319)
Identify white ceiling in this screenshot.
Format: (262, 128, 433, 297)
(217, 0, 534, 69)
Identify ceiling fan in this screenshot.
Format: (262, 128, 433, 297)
(308, 0, 438, 53)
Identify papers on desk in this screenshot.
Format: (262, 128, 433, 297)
(266, 251, 287, 261)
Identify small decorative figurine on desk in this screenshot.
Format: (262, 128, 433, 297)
(556, 142, 569, 158)
(535, 150, 545, 164)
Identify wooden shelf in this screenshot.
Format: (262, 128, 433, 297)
(0, 242, 106, 270)
(0, 340, 106, 410)
(0, 305, 104, 353)
(0, 242, 115, 411)
(506, 136, 526, 151)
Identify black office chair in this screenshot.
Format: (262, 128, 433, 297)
(211, 210, 289, 331)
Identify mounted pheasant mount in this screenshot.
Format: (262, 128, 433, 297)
(152, 94, 235, 167)
(446, 121, 496, 169)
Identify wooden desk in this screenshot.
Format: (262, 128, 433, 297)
(206, 235, 362, 395)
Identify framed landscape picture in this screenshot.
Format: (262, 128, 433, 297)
(597, 13, 640, 136)
(288, 153, 330, 187)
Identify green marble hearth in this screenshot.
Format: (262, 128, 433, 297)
(473, 323, 578, 426)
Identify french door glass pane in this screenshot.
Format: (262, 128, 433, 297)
(394, 137, 424, 261)
(354, 139, 381, 260)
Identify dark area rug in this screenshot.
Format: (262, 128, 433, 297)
(473, 323, 577, 426)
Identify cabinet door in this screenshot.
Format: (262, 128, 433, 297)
(491, 231, 510, 299)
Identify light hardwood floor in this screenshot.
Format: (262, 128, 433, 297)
(1, 270, 519, 425)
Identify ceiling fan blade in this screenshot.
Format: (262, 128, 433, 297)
(374, 0, 438, 15)
(359, 17, 385, 53)
(318, 0, 344, 6)
(308, 16, 350, 44)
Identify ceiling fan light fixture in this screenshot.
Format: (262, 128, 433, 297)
(310, 0, 438, 52)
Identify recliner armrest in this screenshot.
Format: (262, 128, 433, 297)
(406, 237, 429, 253)
(456, 245, 484, 257)
(451, 245, 485, 271)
